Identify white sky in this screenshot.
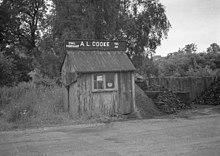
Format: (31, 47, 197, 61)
(156, 0, 220, 56)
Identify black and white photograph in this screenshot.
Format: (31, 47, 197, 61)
(0, 0, 220, 155)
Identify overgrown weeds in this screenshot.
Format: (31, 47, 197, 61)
(0, 82, 72, 131)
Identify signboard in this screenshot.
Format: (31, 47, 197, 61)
(65, 40, 126, 51)
(97, 75, 103, 81)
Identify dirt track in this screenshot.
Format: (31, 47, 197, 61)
(1, 106, 220, 156)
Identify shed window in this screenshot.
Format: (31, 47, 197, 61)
(105, 73, 115, 89)
(93, 73, 117, 91)
(94, 74, 104, 89)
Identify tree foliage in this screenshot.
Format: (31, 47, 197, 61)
(0, 1, 19, 50)
(1, 0, 219, 86)
(1, 0, 46, 53)
(50, 0, 171, 58)
(34, 36, 63, 79)
(52, 0, 122, 40)
(33, 0, 171, 78)
(0, 0, 47, 86)
(207, 43, 220, 53)
(0, 52, 14, 86)
(122, 0, 171, 59)
(154, 43, 220, 77)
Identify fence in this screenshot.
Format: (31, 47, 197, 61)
(136, 76, 216, 102)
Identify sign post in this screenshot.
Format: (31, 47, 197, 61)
(65, 40, 126, 51)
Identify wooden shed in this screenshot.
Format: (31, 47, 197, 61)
(61, 40, 136, 117)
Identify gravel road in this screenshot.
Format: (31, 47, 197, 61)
(1, 106, 220, 156)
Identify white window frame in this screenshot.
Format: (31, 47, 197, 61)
(92, 73, 118, 92)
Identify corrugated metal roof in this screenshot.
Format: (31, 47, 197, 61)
(66, 51, 136, 73)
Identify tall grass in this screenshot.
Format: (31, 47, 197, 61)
(0, 82, 71, 131)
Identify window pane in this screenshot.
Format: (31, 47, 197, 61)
(94, 74, 104, 89)
(94, 81, 98, 89)
(105, 73, 115, 89)
(97, 81, 104, 89)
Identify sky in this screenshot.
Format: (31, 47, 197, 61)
(156, 0, 220, 56)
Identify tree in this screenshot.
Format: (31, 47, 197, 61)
(0, 0, 47, 55)
(155, 43, 220, 77)
(34, 36, 63, 79)
(50, 0, 171, 52)
(183, 43, 197, 54)
(0, 0, 47, 86)
(17, 0, 47, 56)
(206, 43, 220, 69)
(43, 0, 171, 75)
(207, 43, 220, 53)
(0, 52, 14, 86)
(121, 0, 171, 60)
(0, 1, 20, 50)
(51, 0, 123, 40)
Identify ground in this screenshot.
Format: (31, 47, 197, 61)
(1, 105, 220, 156)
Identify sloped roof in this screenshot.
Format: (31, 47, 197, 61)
(65, 51, 136, 73)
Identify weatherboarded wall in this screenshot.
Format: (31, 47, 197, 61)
(67, 72, 134, 118)
(137, 77, 215, 102)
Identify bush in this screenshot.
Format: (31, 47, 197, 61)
(155, 90, 188, 114)
(186, 66, 218, 77)
(193, 77, 220, 105)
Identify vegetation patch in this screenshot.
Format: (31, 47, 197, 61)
(0, 82, 133, 131)
(0, 83, 73, 131)
(155, 89, 189, 114)
(193, 77, 220, 105)
(136, 82, 190, 114)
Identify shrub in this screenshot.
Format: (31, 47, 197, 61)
(186, 66, 218, 77)
(155, 90, 188, 114)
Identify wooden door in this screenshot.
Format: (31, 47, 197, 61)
(118, 72, 133, 114)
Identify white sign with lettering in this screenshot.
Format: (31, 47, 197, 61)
(65, 40, 126, 51)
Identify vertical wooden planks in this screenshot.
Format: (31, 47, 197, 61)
(144, 77, 215, 102)
(68, 73, 120, 117)
(62, 85, 69, 111)
(67, 72, 135, 117)
(117, 72, 133, 114)
(131, 72, 136, 112)
(69, 82, 78, 118)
